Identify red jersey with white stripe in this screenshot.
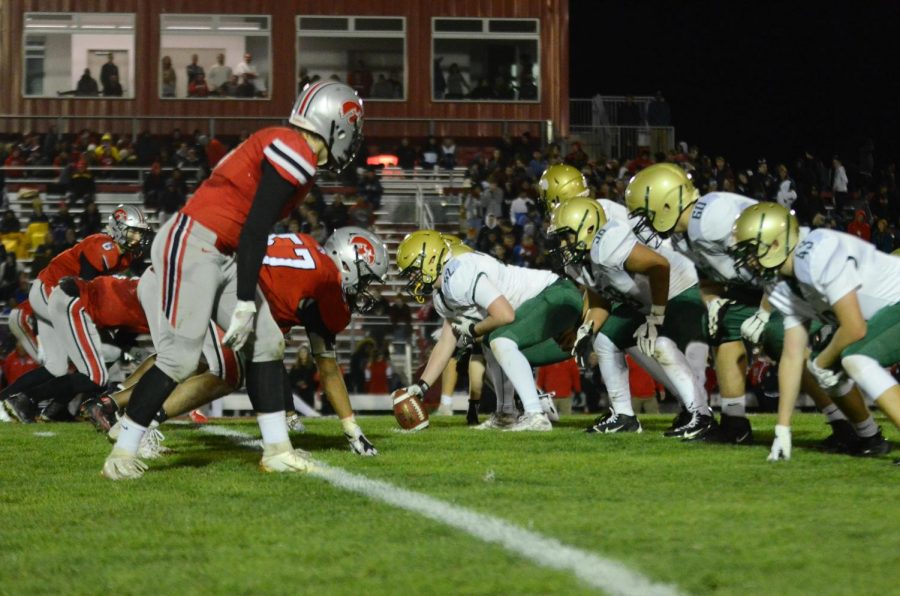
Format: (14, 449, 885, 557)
(37, 234, 131, 291)
(181, 127, 317, 252)
(258, 233, 350, 335)
(73, 276, 149, 334)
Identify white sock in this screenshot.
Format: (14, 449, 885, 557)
(440, 394, 453, 406)
(114, 415, 147, 455)
(820, 403, 847, 423)
(853, 415, 878, 438)
(721, 395, 747, 418)
(490, 337, 541, 413)
(595, 334, 634, 416)
(341, 415, 360, 437)
(257, 410, 290, 445)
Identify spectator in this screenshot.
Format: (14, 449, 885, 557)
(388, 294, 412, 344)
(235, 75, 256, 98)
(388, 69, 403, 98)
(476, 213, 501, 252)
(186, 54, 204, 88)
(30, 242, 54, 275)
(29, 198, 49, 224)
(302, 210, 328, 245)
(3, 147, 26, 178)
(357, 169, 383, 210)
(750, 159, 775, 201)
(396, 138, 416, 170)
(564, 141, 589, 171)
(871, 185, 895, 223)
(872, 218, 895, 252)
(528, 150, 547, 180)
(288, 346, 318, 410)
(323, 193, 349, 231)
(493, 75, 514, 100)
(463, 187, 483, 231)
(847, 209, 871, 241)
(433, 57, 446, 98)
(420, 137, 439, 170)
(75, 69, 99, 96)
(42, 125, 59, 162)
(50, 201, 75, 239)
(518, 72, 538, 100)
(366, 349, 392, 394)
(159, 176, 186, 224)
(480, 179, 504, 218)
(370, 74, 394, 98)
(627, 354, 663, 414)
(160, 56, 176, 97)
(207, 53, 232, 94)
(444, 63, 469, 99)
(53, 227, 77, 255)
(234, 53, 265, 95)
(347, 60, 373, 98)
(439, 138, 457, 170)
(512, 234, 539, 267)
(220, 74, 240, 97)
(100, 53, 119, 93)
(68, 159, 96, 205)
(350, 340, 375, 393)
(103, 74, 123, 97)
(0, 210, 21, 234)
(832, 156, 849, 206)
(142, 162, 166, 210)
(348, 194, 375, 229)
(509, 192, 533, 226)
(79, 201, 103, 237)
(775, 164, 798, 209)
(188, 73, 210, 97)
(94, 133, 120, 166)
(0, 253, 22, 301)
(468, 78, 492, 100)
(536, 358, 581, 416)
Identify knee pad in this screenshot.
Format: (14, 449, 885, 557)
(250, 333, 285, 363)
(841, 354, 897, 400)
(653, 336, 679, 366)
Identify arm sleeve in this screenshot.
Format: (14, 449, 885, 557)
(236, 160, 298, 301)
(78, 253, 104, 281)
(298, 299, 337, 357)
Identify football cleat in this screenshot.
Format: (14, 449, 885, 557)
(138, 428, 169, 459)
(853, 429, 892, 457)
(3, 393, 38, 423)
(666, 411, 714, 439)
(0, 403, 10, 422)
(82, 395, 120, 433)
(260, 447, 315, 473)
(466, 400, 480, 426)
(503, 412, 552, 432)
(101, 448, 149, 480)
(189, 409, 209, 424)
(538, 391, 559, 422)
(819, 419, 859, 454)
(585, 411, 642, 434)
(286, 411, 306, 433)
(472, 412, 519, 430)
(693, 413, 752, 444)
(667, 408, 691, 433)
(436, 402, 454, 416)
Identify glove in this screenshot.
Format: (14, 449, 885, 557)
(806, 356, 844, 389)
(451, 320, 477, 341)
(706, 297, 736, 339)
(571, 322, 594, 368)
(405, 379, 430, 398)
(344, 421, 377, 457)
(222, 300, 257, 350)
(634, 306, 664, 357)
(767, 424, 792, 461)
(740, 308, 771, 344)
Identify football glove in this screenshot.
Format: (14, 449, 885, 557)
(571, 322, 594, 368)
(405, 379, 430, 398)
(634, 306, 664, 358)
(741, 308, 771, 345)
(806, 356, 844, 389)
(451, 320, 477, 341)
(223, 300, 257, 350)
(344, 421, 378, 456)
(706, 297, 736, 339)
(767, 424, 792, 461)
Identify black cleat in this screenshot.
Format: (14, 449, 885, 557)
(819, 419, 859, 454)
(667, 409, 690, 433)
(585, 411, 642, 434)
(3, 393, 38, 423)
(695, 414, 753, 444)
(666, 411, 714, 439)
(466, 400, 480, 426)
(81, 395, 119, 433)
(852, 429, 892, 457)
(39, 401, 73, 422)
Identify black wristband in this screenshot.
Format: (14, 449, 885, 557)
(416, 379, 430, 393)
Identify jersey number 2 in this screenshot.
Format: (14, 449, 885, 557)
(263, 234, 316, 269)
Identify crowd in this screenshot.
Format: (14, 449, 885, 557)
(162, 52, 268, 98)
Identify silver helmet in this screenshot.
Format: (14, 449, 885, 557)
(324, 227, 388, 313)
(107, 204, 153, 256)
(289, 81, 364, 174)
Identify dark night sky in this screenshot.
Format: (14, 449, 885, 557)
(570, 1, 900, 169)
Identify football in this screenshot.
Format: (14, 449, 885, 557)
(392, 389, 429, 431)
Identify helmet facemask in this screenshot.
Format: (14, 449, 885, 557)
(347, 250, 384, 313)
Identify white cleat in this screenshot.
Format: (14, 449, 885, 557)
(436, 403, 454, 416)
(472, 412, 519, 430)
(260, 448, 315, 473)
(503, 412, 553, 432)
(538, 392, 559, 422)
(138, 428, 170, 459)
(101, 448, 148, 480)
(0, 404, 11, 422)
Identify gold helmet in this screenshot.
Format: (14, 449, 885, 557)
(546, 197, 607, 268)
(729, 202, 800, 278)
(538, 164, 589, 215)
(441, 233, 474, 258)
(396, 230, 451, 303)
(624, 163, 699, 235)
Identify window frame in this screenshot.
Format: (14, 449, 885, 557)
(431, 17, 541, 104)
(295, 15, 408, 102)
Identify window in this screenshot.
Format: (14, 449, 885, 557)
(432, 18, 539, 103)
(159, 14, 272, 99)
(23, 12, 135, 98)
(297, 16, 406, 101)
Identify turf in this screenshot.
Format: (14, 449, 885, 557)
(0, 414, 898, 595)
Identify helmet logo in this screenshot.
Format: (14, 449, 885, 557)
(350, 235, 375, 264)
(341, 100, 362, 125)
(113, 208, 127, 222)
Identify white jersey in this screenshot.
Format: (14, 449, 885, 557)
(598, 197, 663, 249)
(433, 252, 558, 321)
(671, 192, 757, 285)
(769, 228, 900, 328)
(586, 218, 697, 313)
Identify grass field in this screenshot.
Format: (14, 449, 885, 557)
(1, 414, 898, 595)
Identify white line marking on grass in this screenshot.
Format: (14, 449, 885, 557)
(197, 424, 682, 596)
(33, 431, 56, 437)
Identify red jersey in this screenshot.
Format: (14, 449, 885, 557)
(37, 234, 132, 294)
(258, 233, 350, 335)
(182, 127, 317, 251)
(73, 276, 149, 334)
(2, 350, 39, 386)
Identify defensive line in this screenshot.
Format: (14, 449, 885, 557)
(198, 424, 684, 596)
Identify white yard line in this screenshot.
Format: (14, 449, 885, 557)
(198, 424, 682, 596)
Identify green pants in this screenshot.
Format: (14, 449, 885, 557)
(485, 278, 582, 367)
(760, 313, 825, 361)
(600, 285, 706, 352)
(842, 302, 900, 365)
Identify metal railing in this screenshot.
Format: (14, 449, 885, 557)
(1, 164, 202, 188)
(567, 125, 676, 160)
(415, 185, 435, 230)
(569, 95, 658, 127)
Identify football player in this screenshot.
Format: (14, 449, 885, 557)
(548, 198, 712, 437)
(626, 164, 881, 451)
(102, 82, 364, 479)
(730, 203, 898, 460)
(397, 230, 584, 431)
